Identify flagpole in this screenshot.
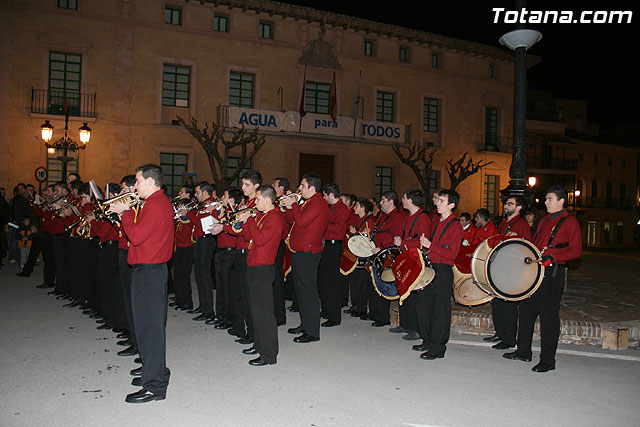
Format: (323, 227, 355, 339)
(298, 64, 307, 133)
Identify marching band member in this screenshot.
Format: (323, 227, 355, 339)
(504, 186, 582, 373)
(109, 164, 174, 403)
(282, 172, 329, 343)
(271, 177, 291, 325)
(371, 191, 404, 331)
(173, 185, 196, 311)
(345, 198, 376, 319)
(187, 182, 218, 322)
(474, 208, 497, 244)
(428, 191, 440, 223)
(318, 183, 351, 327)
(234, 185, 285, 365)
(487, 195, 532, 350)
(416, 189, 463, 360)
(394, 189, 432, 332)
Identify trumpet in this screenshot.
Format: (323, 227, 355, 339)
(53, 199, 77, 217)
(221, 207, 258, 232)
(97, 192, 140, 223)
(276, 192, 303, 211)
(35, 195, 64, 212)
(197, 200, 224, 215)
(173, 199, 197, 220)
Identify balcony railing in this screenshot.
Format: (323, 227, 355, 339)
(31, 88, 97, 118)
(577, 197, 633, 209)
(477, 134, 512, 153)
(526, 156, 578, 171)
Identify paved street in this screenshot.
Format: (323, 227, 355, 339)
(1, 259, 639, 427)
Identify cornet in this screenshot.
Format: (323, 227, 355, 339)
(97, 192, 140, 223)
(221, 207, 258, 232)
(276, 192, 303, 211)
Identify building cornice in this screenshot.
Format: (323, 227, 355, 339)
(198, 0, 538, 64)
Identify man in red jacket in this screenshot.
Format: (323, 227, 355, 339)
(487, 195, 532, 350)
(282, 173, 329, 343)
(474, 208, 497, 244)
(110, 164, 174, 403)
(417, 189, 463, 360)
(504, 186, 582, 373)
(234, 185, 285, 366)
(318, 183, 351, 327)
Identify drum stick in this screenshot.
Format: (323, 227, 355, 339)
(524, 257, 543, 264)
(358, 232, 376, 250)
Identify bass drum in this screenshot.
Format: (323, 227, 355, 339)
(471, 236, 544, 301)
(452, 265, 493, 307)
(347, 234, 375, 259)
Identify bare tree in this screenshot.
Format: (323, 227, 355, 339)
(446, 152, 493, 191)
(391, 140, 438, 197)
(177, 116, 267, 189)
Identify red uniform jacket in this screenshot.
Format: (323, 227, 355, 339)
(222, 197, 256, 250)
(349, 214, 376, 236)
(174, 219, 195, 248)
(534, 210, 582, 264)
(372, 207, 404, 249)
(121, 190, 174, 265)
(187, 196, 219, 239)
(400, 209, 432, 249)
(428, 214, 463, 265)
(33, 204, 54, 233)
(91, 219, 119, 243)
(498, 214, 532, 241)
(285, 193, 329, 253)
(475, 221, 498, 244)
(244, 209, 285, 266)
(324, 200, 351, 241)
(216, 208, 238, 249)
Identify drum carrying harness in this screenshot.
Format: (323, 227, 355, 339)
(535, 215, 569, 277)
(430, 217, 454, 250)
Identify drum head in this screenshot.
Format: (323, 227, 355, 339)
(453, 276, 494, 306)
(487, 239, 544, 301)
(414, 267, 435, 291)
(348, 235, 375, 258)
(380, 267, 395, 283)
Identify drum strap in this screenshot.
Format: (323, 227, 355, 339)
(357, 215, 372, 232)
(404, 211, 426, 241)
(537, 216, 568, 249)
(431, 218, 454, 245)
(371, 213, 392, 237)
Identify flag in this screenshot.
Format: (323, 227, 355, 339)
(299, 64, 307, 117)
(329, 68, 337, 122)
(351, 70, 361, 119)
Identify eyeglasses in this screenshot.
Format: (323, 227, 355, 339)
(504, 202, 516, 206)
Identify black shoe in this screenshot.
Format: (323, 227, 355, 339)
(321, 320, 340, 327)
(492, 342, 515, 350)
(130, 367, 142, 376)
(235, 337, 254, 345)
(97, 324, 111, 330)
(134, 357, 142, 364)
(293, 334, 320, 343)
(37, 283, 54, 289)
(131, 377, 142, 387)
(372, 321, 390, 327)
(48, 290, 59, 295)
(242, 346, 258, 355)
(388, 326, 406, 334)
(205, 318, 222, 326)
(192, 314, 209, 321)
(125, 388, 165, 404)
(350, 311, 362, 318)
(16, 271, 30, 277)
(186, 307, 202, 314)
(483, 334, 501, 342)
(168, 302, 178, 307)
(343, 307, 356, 314)
(117, 345, 138, 357)
(90, 313, 103, 319)
(287, 325, 304, 335)
(401, 331, 421, 341)
(276, 320, 286, 326)
(248, 357, 276, 366)
(532, 362, 555, 373)
(420, 351, 444, 360)
(116, 332, 130, 339)
(503, 351, 532, 362)
(95, 318, 106, 324)
(82, 309, 96, 315)
(359, 313, 368, 320)
(117, 339, 132, 347)
(227, 329, 242, 337)
(176, 304, 193, 311)
(214, 322, 231, 330)
(63, 301, 80, 308)
(412, 343, 428, 352)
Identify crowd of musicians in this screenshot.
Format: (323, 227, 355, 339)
(10, 164, 581, 403)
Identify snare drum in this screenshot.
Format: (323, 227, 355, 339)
(471, 236, 544, 301)
(392, 248, 436, 304)
(452, 265, 493, 307)
(347, 234, 375, 259)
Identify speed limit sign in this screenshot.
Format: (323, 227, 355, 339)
(35, 166, 48, 183)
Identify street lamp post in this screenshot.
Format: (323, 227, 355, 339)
(498, 5, 542, 205)
(40, 99, 91, 180)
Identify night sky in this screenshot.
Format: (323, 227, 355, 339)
(282, 1, 639, 132)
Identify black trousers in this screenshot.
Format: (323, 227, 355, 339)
(415, 264, 453, 357)
(341, 270, 350, 307)
(399, 293, 418, 332)
(290, 251, 322, 338)
(317, 241, 343, 324)
(23, 232, 56, 285)
(369, 285, 390, 323)
(491, 299, 518, 346)
(194, 236, 216, 317)
(272, 240, 287, 324)
(247, 265, 278, 363)
(516, 267, 565, 367)
(67, 238, 85, 303)
(231, 251, 253, 338)
(98, 243, 118, 327)
(349, 268, 368, 314)
(215, 248, 236, 323)
(52, 234, 70, 295)
(173, 246, 194, 307)
(118, 249, 136, 347)
(131, 263, 170, 395)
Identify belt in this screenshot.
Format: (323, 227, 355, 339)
(238, 248, 248, 254)
(219, 247, 235, 251)
(100, 240, 118, 248)
(326, 240, 342, 244)
(196, 234, 214, 241)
